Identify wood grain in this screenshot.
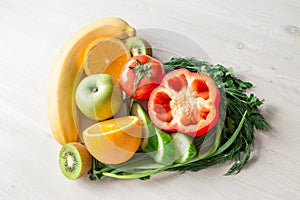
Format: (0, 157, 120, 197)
(0, 0, 299, 199)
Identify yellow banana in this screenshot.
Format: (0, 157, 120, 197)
(48, 17, 136, 145)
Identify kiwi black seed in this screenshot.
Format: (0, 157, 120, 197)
(125, 37, 152, 56)
(59, 142, 92, 180)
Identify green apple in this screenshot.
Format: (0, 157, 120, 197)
(75, 74, 122, 121)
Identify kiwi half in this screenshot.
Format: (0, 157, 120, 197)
(59, 142, 92, 180)
(125, 37, 152, 56)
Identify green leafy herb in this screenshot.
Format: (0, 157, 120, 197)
(164, 58, 269, 174)
(88, 57, 269, 180)
(130, 59, 152, 96)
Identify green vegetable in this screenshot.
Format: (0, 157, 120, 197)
(131, 102, 175, 164)
(152, 127, 176, 165)
(88, 57, 269, 180)
(171, 132, 197, 164)
(130, 102, 157, 151)
(164, 58, 269, 174)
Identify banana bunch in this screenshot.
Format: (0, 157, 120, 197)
(48, 17, 136, 145)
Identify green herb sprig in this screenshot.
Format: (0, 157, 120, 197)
(88, 57, 269, 180)
(164, 58, 269, 174)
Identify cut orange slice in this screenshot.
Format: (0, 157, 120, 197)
(82, 116, 142, 164)
(83, 37, 131, 80)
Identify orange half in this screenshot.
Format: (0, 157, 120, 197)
(83, 37, 131, 81)
(82, 116, 142, 164)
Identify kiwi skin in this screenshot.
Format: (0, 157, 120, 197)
(59, 142, 92, 180)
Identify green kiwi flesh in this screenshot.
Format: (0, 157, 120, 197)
(59, 142, 92, 180)
(125, 37, 152, 56)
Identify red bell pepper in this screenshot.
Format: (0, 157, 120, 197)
(148, 68, 220, 137)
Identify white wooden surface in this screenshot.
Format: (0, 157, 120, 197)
(1, 0, 299, 199)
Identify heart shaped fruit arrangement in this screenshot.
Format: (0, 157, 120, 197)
(48, 18, 269, 180)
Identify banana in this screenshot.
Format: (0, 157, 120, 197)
(48, 17, 136, 145)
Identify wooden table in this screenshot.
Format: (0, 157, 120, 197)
(1, 0, 299, 199)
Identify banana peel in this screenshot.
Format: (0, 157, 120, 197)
(48, 17, 136, 145)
